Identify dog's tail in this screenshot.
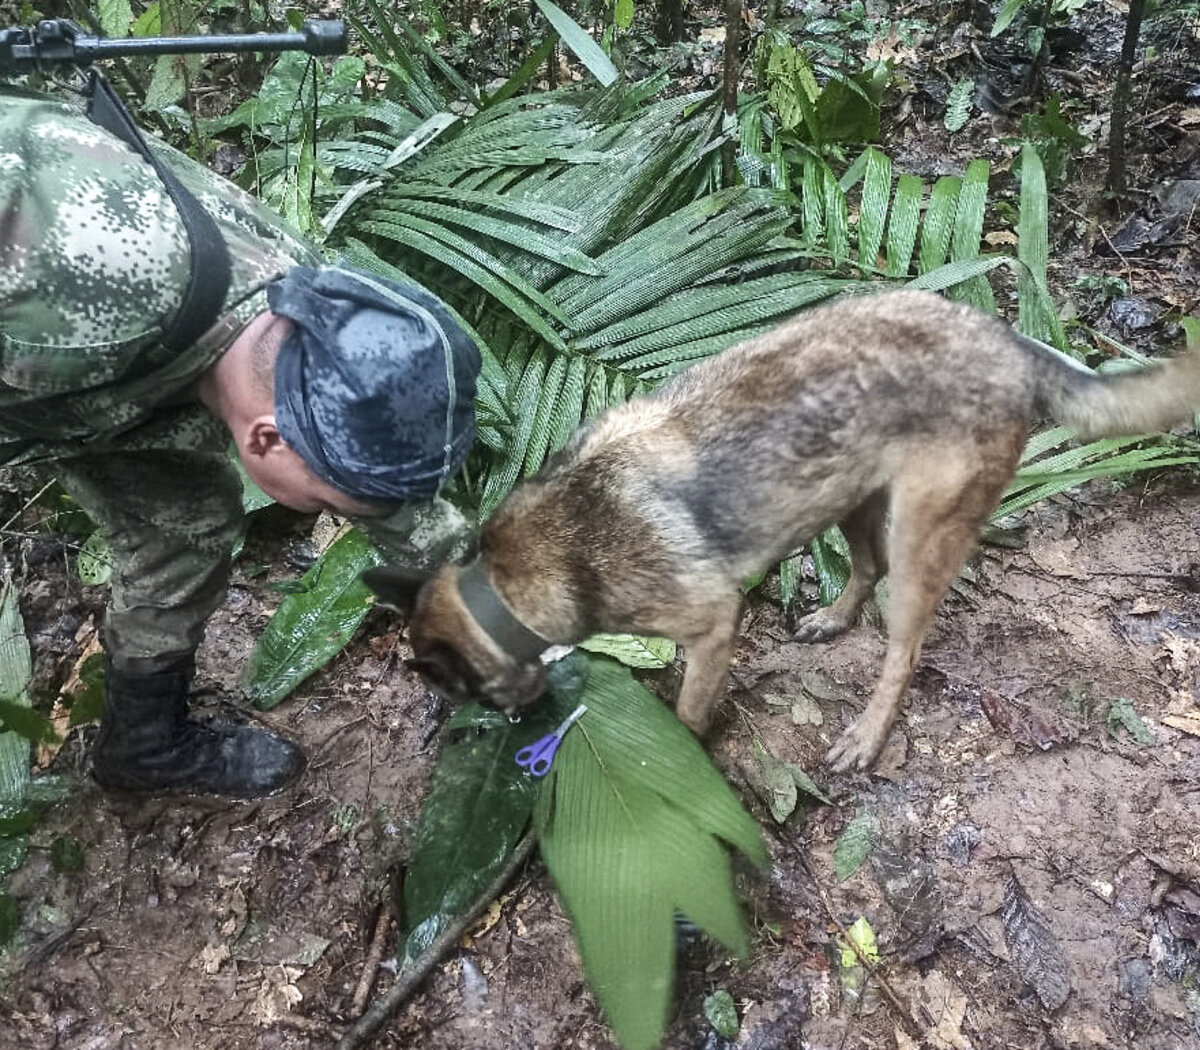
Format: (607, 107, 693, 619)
(1025, 335, 1200, 440)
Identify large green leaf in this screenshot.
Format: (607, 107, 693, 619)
(535, 652, 766, 1050)
(948, 159, 994, 311)
(1016, 144, 1066, 347)
(400, 704, 557, 967)
(917, 175, 961, 274)
(0, 575, 32, 897)
(857, 147, 890, 271)
(244, 528, 384, 709)
(533, 0, 620, 87)
(0, 577, 31, 808)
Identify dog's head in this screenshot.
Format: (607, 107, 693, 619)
(363, 564, 548, 716)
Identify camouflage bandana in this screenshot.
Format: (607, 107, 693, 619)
(268, 265, 481, 502)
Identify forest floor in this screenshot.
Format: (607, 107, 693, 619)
(1, 1, 1199, 1048)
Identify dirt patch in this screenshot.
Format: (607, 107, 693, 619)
(0, 471, 1197, 1050)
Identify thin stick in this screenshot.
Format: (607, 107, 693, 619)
(719, 0, 742, 188)
(780, 830, 922, 1041)
(0, 479, 55, 534)
(335, 830, 538, 1050)
(351, 904, 395, 1017)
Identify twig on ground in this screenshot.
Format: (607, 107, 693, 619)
(351, 903, 396, 1018)
(335, 829, 537, 1050)
(779, 828, 923, 1042)
(0, 480, 55, 534)
(270, 1012, 345, 1040)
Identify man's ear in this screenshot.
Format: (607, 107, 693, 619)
(243, 415, 285, 459)
(362, 565, 434, 615)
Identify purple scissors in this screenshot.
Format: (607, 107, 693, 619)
(515, 704, 588, 777)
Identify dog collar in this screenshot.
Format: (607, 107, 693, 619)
(456, 561, 550, 664)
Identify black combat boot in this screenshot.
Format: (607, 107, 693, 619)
(92, 659, 306, 798)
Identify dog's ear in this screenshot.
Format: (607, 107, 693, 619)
(362, 565, 433, 615)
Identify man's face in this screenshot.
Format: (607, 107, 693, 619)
(239, 442, 390, 518)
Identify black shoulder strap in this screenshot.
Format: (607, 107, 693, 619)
(85, 70, 232, 352)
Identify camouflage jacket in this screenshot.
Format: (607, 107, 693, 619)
(0, 85, 319, 465)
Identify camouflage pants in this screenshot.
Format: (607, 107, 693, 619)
(54, 449, 472, 677)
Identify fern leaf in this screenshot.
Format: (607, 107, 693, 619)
(884, 174, 923, 278)
(546, 353, 590, 458)
(948, 160, 994, 311)
(523, 353, 570, 476)
(944, 78, 974, 133)
(917, 175, 960, 274)
(801, 157, 825, 248)
(857, 147, 891, 272)
(357, 215, 571, 340)
(480, 348, 550, 515)
(823, 164, 850, 264)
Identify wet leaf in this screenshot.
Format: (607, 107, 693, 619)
(800, 669, 855, 703)
(399, 705, 555, 968)
(579, 633, 676, 668)
(811, 527, 850, 606)
(536, 652, 764, 1050)
(0, 577, 32, 808)
(76, 529, 112, 586)
(0, 836, 27, 879)
(779, 554, 803, 609)
(1105, 697, 1154, 745)
(49, 836, 84, 874)
(979, 690, 1063, 750)
(0, 892, 17, 946)
(245, 528, 384, 709)
(0, 808, 39, 836)
(834, 812, 878, 881)
(791, 695, 824, 726)
(790, 764, 833, 806)
(1000, 874, 1071, 1009)
(704, 988, 739, 1038)
(66, 652, 107, 727)
(872, 839, 944, 958)
(445, 703, 512, 731)
(0, 701, 58, 745)
(753, 739, 798, 822)
(838, 915, 880, 968)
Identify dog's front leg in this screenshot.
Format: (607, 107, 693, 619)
(674, 613, 740, 735)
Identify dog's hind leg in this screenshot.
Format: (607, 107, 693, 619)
(673, 603, 743, 735)
(826, 431, 1024, 772)
(794, 489, 889, 643)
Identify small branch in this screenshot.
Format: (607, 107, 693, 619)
(0, 480, 55, 534)
(351, 904, 395, 1017)
(779, 829, 923, 1042)
(720, 0, 742, 189)
(1106, 0, 1148, 199)
(335, 830, 538, 1050)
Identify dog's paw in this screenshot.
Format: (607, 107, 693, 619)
(826, 718, 887, 773)
(793, 608, 852, 644)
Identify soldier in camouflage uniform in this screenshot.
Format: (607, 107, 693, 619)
(0, 85, 480, 798)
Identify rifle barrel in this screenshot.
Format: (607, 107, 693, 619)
(77, 21, 347, 59)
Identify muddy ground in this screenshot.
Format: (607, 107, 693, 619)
(2, 466, 1199, 1050)
(2, 1, 1200, 1048)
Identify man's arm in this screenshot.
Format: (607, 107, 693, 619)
(356, 496, 475, 571)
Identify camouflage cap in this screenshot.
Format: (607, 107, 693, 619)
(267, 265, 480, 503)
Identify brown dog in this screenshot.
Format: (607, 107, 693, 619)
(365, 289, 1200, 771)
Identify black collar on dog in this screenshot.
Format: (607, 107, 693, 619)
(457, 561, 549, 664)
